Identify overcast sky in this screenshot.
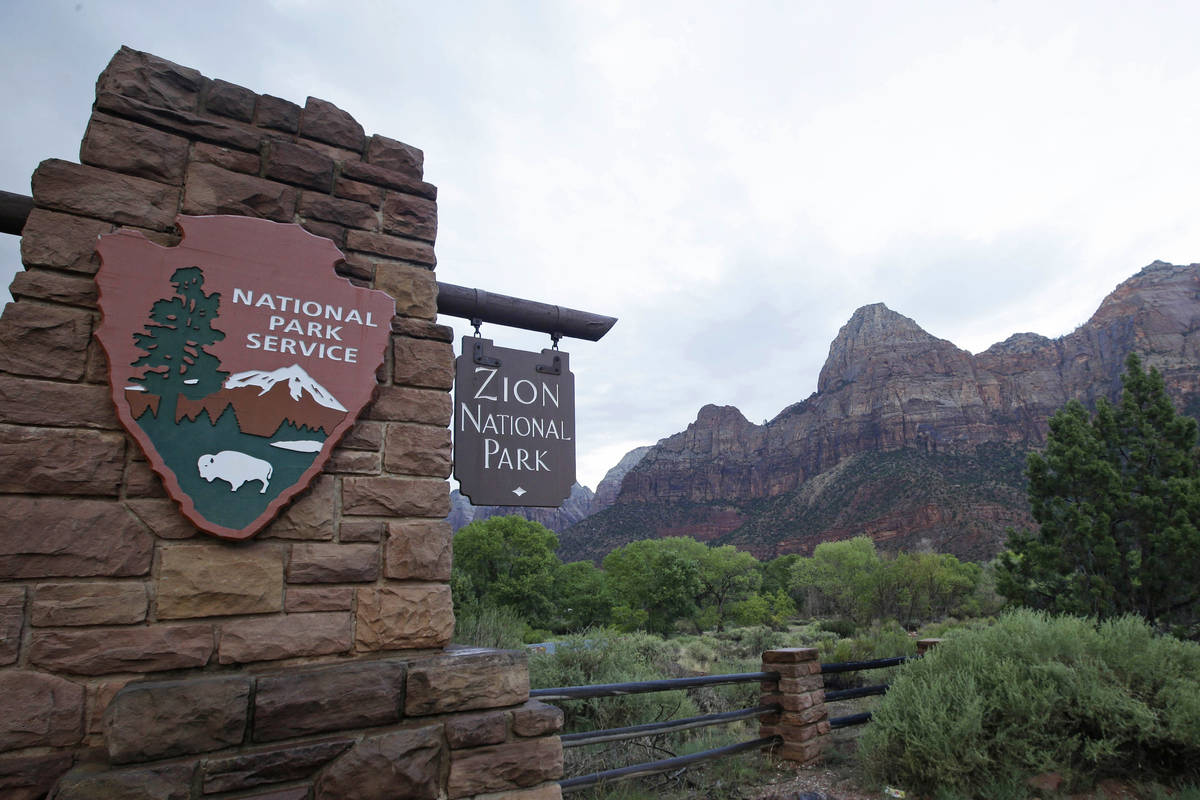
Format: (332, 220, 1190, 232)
(3, 1, 1198, 490)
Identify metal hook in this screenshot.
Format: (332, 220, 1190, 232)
(471, 317, 483, 337)
(550, 331, 562, 351)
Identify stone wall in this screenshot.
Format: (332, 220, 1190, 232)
(0, 47, 562, 799)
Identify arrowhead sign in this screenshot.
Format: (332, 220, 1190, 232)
(453, 337, 576, 507)
(95, 215, 395, 539)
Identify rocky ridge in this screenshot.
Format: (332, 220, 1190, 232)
(559, 262, 1200, 563)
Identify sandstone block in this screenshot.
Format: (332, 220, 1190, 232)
(0, 302, 92, 380)
(375, 261, 437, 320)
(341, 159, 437, 200)
(304, 219, 346, 247)
(156, 543, 284, 618)
(205, 78, 257, 122)
(253, 660, 406, 741)
(95, 89, 262, 151)
(52, 762, 194, 800)
(314, 725, 442, 800)
(32, 581, 147, 626)
(778, 675, 824, 693)
(364, 385, 451, 425)
(382, 192, 437, 242)
(0, 375, 118, 428)
(284, 585, 354, 612)
(287, 542, 378, 584)
(777, 739, 823, 764)
(105, 675, 250, 763)
(384, 519, 452, 581)
(0, 587, 23, 665)
(339, 519, 384, 542)
(390, 317, 455, 342)
(768, 661, 822, 678)
(0, 496, 152, 579)
(0, 425, 124, 495)
(300, 97, 365, 151)
(366, 135, 424, 177)
(87, 679, 131, 735)
(81, 113, 189, 184)
(447, 737, 563, 799)
(780, 705, 828, 726)
(123, 460, 167, 497)
(9, 268, 99, 307)
(0, 670, 84, 751)
(125, 497, 196, 538)
(299, 191, 376, 230)
(511, 701, 564, 737)
(340, 419, 385, 450)
(18, 209, 110, 273)
(217, 611, 351, 665)
(182, 161, 297, 221)
(762, 648, 820, 664)
(29, 624, 213, 675)
(334, 176, 385, 207)
(326, 448, 380, 473)
(393, 337, 453, 390)
(264, 141, 335, 191)
(33, 159, 178, 230)
(256, 94, 301, 132)
(383, 422, 452, 477)
(236, 788, 310, 800)
(97, 46, 202, 112)
(0, 751, 74, 800)
(342, 476, 449, 517)
(261, 474, 336, 540)
(355, 583, 454, 651)
(201, 737, 353, 793)
(192, 141, 260, 174)
(406, 648, 528, 716)
(445, 711, 509, 749)
(345, 229, 436, 266)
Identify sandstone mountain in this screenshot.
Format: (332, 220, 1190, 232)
(558, 262, 1200, 563)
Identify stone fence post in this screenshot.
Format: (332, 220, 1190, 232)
(759, 648, 828, 765)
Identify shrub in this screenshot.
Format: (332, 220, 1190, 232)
(859, 610, 1200, 797)
(452, 602, 528, 650)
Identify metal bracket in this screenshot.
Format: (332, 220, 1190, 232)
(473, 339, 501, 367)
(536, 354, 562, 375)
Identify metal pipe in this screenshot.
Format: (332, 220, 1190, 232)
(560, 704, 780, 748)
(0, 191, 617, 342)
(0, 191, 32, 236)
(559, 736, 782, 793)
(435, 282, 616, 342)
(530, 671, 780, 701)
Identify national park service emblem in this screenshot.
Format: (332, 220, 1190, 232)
(95, 215, 394, 539)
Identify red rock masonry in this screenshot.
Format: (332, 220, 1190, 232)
(0, 46, 562, 799)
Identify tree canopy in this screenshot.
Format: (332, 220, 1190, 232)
(998, 354, 1200, 627)
(451, 515, 561, 628)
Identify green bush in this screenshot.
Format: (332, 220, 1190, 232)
(451, 602, 528, 649)
(859, 610, 1200, 797)
(529, 630, 697, 733)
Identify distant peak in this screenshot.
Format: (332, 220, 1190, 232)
(695, 404, 751, 425)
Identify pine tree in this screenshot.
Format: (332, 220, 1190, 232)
(998, 354, 1200, 627)
(131, 267, 228, 420)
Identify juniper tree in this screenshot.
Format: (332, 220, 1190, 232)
(998, 354, 1200, 627)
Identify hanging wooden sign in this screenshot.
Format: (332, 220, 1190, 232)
(453, 337, 576, 507)
(95, 215, 395, 540)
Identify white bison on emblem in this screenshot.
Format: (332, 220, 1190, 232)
(197, 451, 273, 494)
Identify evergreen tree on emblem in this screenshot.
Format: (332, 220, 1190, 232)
(131, 266, 228, 421)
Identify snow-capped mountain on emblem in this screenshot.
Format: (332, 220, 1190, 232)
(94, 215, 396, 540)
(225, 365, 348, 411)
